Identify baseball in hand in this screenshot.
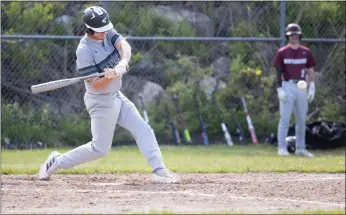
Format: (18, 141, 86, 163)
(297, 80, 307, 90)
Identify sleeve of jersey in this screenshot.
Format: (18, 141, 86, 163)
(76, 49, 99, 76)
(306, 50, 316, 69)
(272, 51, 282, 69)
(107, 28, 125, 45)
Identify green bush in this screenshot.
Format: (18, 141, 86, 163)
(319, 103, 345, 123)
(2, 2, 66, 34)
(1, 103, 59, 147)
(56, 114, 91, 147)
(1, 103, 92, 148)
(142, 53, 279, 142)
(1, 2, 66, 80)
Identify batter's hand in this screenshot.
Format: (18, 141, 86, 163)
(113, 64, 128, 75)
(277, 87, 287, 103)
(307, 82, 315, 103)
(104, 64, 128, 79)
(104, 68, 118, 79)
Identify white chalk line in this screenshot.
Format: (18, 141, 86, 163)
(110, 190, 345, 207)
(3, 187, 343, 208)
(90, 177, 345, 184)
(87, 177, 345, 185)
(242, 177, 345, 183)
(233, 195, 345, 207)
(2, 176, 344, 185)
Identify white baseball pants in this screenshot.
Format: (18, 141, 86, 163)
(277, 80, 308, 150)
(56, 91, 166, 171)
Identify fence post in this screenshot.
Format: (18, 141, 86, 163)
(64, 40, 67, 76)
(280, 1, 286, 47)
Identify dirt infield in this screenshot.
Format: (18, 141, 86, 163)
(1, 173, 345, 214)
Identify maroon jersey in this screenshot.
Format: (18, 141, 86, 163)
(273, 45, 315, 80)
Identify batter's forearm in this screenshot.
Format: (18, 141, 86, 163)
(118, 41, 131, 65)
(89, 77, 114, 89)
(307, 68, 315, 83)
(115, 40, 132, 74)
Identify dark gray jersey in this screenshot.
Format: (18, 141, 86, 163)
(76, 28, 124, 94)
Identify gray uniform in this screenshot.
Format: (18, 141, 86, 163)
(55, 28, 166, 172)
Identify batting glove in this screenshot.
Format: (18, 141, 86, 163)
(277, 87, 287, 103)
(104, 68, 118, 79)
(104, 63, 129, 79)
(307, 81, 315, 103)
(113, 63, 129, 76)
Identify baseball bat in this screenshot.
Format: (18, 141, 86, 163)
(234, 113, 247, 145)
(31, 72, 105, 94)
(212, 92, 233, 146)
(240, 96, 258, 144)
(193, 92, 209, 146)
(138, 93, 156, 135)
(139, 94, 150, 124)
(164, 98, 181, 145)
(228, 100, 246, 144)
(172, 93, 192, 144)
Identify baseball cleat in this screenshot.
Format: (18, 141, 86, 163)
(38, 151, 61, 180)
(278, 148, 290, 156)
(151, 168, 180, 184)
(295, 149, 314, 158)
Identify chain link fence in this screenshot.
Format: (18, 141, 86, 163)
(1, 1, 345, 149)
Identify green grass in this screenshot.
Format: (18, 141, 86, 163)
(1, 144, 345, 174)
(139, 209, 346, 214)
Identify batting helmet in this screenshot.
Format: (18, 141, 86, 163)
(286, 136, 296, 153)
(83, 6, 113, 35)
(286, 23, 302, 40)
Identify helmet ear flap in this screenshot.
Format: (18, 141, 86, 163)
(84, 24, 94, 35)
(86, 28, 94, 35)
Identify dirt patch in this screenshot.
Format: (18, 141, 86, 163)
(1, 173, 345, 214)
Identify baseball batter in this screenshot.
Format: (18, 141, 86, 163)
(273, 23, 316, 157)
(38, 6, 178, 183)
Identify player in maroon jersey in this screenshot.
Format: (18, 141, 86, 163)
(272, 23, 316, 157)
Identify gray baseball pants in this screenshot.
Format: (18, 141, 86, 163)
(278, 80, 308, 150)
(56, 91, 166, 171)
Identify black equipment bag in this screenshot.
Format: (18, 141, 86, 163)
(270, 120, 345, 150)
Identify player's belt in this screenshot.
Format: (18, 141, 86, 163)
(99, 91, 119, 96)
(88, 91, 119, 96)
(284, 79, 302, 84)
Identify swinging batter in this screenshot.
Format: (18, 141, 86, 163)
(38, 6, 178, 183)
(273, 23, 316, 157)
